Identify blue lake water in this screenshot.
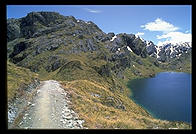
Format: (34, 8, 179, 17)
(128, 72, 192, 123)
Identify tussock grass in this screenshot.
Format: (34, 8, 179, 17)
(60, 79, 191, 129)
(46, 51, 191, 129)
(7, 61, 38, 102)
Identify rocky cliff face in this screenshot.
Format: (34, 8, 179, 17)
(155, 42, 191, 62)
(7, 12, 104, 41)
(7, 12, 191, 76)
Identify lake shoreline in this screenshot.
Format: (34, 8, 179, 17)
(127, 71, 192, 125)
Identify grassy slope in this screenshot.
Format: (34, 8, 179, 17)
(7, 30, 191, 129)
(7, 61, 38, 102)
(59, 75, 191, 129)
(7, 51, 191, 129)
(7, 40, 191, 128)
(41, 51, 191, 129)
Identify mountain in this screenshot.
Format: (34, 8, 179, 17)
(7, 12, 191, 129)
(154, 42, 191, 62)
(7, 12, 191, 73)
(147, 41, 191, 71)
(132, 36, 192, 71)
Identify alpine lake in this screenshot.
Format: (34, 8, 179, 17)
(128, 72, 192, 124)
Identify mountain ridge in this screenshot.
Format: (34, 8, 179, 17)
(7, 11, 192, 66)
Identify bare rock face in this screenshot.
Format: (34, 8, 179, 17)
(145, 41, 157, 56)
(7, 19, 21, 41)
(7, 11, 191, 78)
(9, 41, 31, 58)
(7, 12, 67, 41)
(109, 33, 148, 58)
(154, 42, 191, 62)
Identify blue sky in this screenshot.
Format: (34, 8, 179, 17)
(7, 5, 192, 45)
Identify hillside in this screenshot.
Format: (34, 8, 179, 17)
(7, 61, 39, 102)
(7, 12, 191, 129)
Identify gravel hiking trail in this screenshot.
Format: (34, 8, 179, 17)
(16, 80, 85, 129)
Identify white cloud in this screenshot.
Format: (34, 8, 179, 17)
(185, 30, 190, 33)
(135, 32, 144, 37)
(157, 32, 192, 46)
(141, 18, 191, 45)
(141, 18, 179, 33)
(84, 8, 102, 13)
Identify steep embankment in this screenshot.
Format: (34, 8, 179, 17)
(58, 79, 191, 129)
(7, 61, 40, 128)
(7, 61, 39, 102)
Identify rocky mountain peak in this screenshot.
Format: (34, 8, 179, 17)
(7, 12, 191, 74)
(151, 41, 192, 62)
(21, 11, 67, 27)
(7, 12, 104, 42)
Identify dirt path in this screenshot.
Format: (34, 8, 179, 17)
(17, 80, 85, 129)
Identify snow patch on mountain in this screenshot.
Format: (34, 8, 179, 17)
(110, 35, 117, 41)
(143, 37, 191, 62)
(127, 46, 133, 52)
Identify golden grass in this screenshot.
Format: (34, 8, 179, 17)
(7, 61, 38, 102)
(60, 79, 191, 129)
(7, 43, 191, 128)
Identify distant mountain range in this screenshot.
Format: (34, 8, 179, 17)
(145, 41, 191, 62)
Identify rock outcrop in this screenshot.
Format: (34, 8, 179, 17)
(7, 11, 192, 80)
